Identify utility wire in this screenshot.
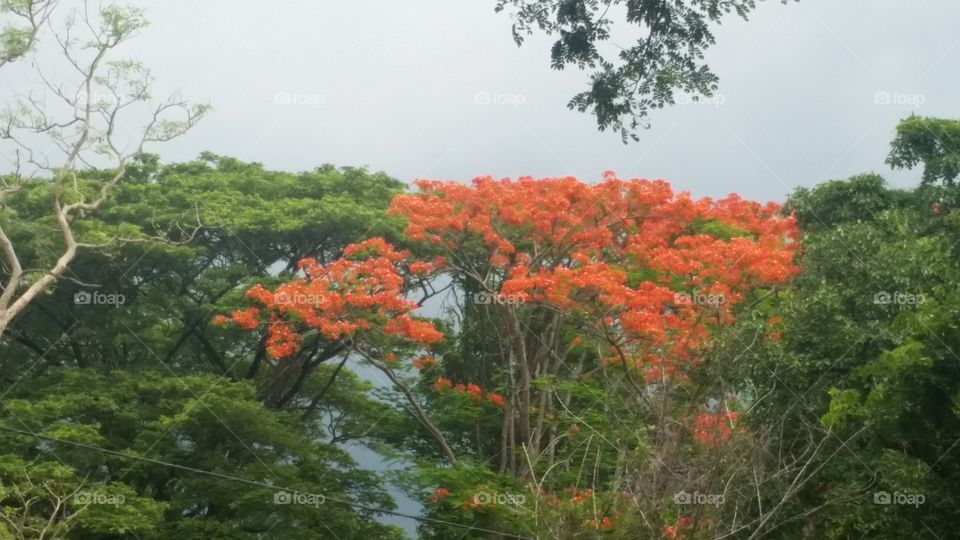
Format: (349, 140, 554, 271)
(0, 424, 533, 539)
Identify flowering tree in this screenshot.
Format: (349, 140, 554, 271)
(224, 173, 799, 537)
(215, 238, 457, 461)
(391, 173, 796, 456)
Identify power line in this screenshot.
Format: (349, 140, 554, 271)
(0, 424, 533, 539)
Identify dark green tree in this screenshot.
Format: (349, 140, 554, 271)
(0, 369, 405, 539)
(726, 173, 960, 538)
(887, 116, 960, 186)
(0, 155, 411, 538)
(495, 0, 795, 141)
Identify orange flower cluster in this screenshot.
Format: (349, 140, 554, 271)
(383, 315, 444, 344)
(222, 238, 444, 359)
(692, 410, 741, 446)
(663, 515, 693, 539)
(432, 377, 505, 407)
(390, 173, 799, 380)
(428, 486, 449, 504)
(227, 308, 260, 330)
(586, 515, 618, 531)
(411, 354, 439, 370)
(265, 317, 300, 358)
(567, 487, 594, 505)
(766, 315, 784, 342)
(432, 377, 453, 391)
(537, 487, 621, 531)
(486, 392, 505, 407)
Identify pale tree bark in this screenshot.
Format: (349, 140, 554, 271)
(0, 0, 208, 339)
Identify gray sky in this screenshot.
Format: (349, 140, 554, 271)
(7, 0, 960, 202)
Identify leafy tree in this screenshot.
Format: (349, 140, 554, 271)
(1, 154, 405, 407)
(0, 0, 56, 67)
(0, 369, 405, 539)
(0, 155, 411, 537)
(728, 173, 960, 538)
(494, 0, 795, 141)
(784, 173, 913, 230)
(0, 0, 207, 338)
(226, 173, 801, 538)
(887, 115, 960, 186)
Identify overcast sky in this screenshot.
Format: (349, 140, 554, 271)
(6, 0, 960, 203)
